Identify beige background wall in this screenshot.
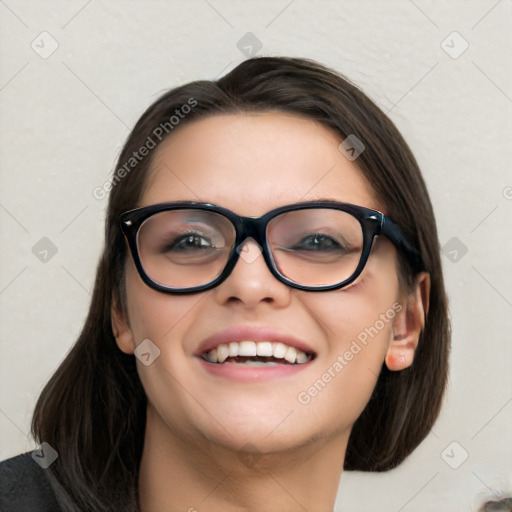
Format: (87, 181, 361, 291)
(1, 1, 511, 510)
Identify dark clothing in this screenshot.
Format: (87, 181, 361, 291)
(0, 452, 62, 511)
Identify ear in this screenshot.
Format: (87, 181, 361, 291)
(385, 272, 430, 371)
(111, 291, 136, 355)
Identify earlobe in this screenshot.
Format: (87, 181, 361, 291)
(111, 292, 135, 355)
(385, 272, 430, 371)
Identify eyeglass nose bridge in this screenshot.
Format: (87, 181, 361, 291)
(221, 214, 292, 287)
(232, 216, 268, 263)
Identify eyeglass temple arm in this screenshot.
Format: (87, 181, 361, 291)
(380, 216, 425, 272)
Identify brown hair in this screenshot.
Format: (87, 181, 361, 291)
(31, 56, 450, 511)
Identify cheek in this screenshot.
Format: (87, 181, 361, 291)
(310, 272, 400, 351)
(124, 259, 202, 343)
(123, 261, 208, 427)
(294, 274, 400, 428)
(319, 247, 401, 350)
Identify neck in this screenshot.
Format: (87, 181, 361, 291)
(138, 405, 347, 512)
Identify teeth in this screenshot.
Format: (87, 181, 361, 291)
(202, 341, 312, 365)
(217, 344, 229, 363)
(273, 342, 288, 359)
(296, 351, 308, 364)
(256, 342, 273, 357)
(238, 341, 257, 357)
(284, 346, 297, 364)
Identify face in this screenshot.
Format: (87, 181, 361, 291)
(114, 112, 423, 458)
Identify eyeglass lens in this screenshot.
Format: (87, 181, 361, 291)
(136, 209, 364, 289)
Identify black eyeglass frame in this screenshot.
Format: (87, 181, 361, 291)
(119, 201, 424, 294)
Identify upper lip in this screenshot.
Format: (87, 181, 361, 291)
(195, 325, 316, 356)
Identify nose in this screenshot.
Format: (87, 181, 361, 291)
(212, 238, 292, 308)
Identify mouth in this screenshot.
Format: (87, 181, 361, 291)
(201, 340, 315, 366)
(196, 326, 318, 376)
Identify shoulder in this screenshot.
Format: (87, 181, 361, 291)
(0, 451, 62, 511)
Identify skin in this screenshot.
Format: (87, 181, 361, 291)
(112, 113, 429, 512)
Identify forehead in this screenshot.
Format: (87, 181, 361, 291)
(141, 112, 381, 214)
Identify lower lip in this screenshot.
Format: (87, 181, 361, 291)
(196, 357, 313, 382)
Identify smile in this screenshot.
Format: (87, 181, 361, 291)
(202, 341, 314, 365)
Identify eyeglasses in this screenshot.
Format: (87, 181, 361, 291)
(119, 201, 423, 294)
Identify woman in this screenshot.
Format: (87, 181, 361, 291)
(0, 56, 450, 511)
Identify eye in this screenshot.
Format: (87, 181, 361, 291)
(167, 232, 215, 252)
(293, 233, 345, 251)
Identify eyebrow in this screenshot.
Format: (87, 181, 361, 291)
(307, 196, 342, 202)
